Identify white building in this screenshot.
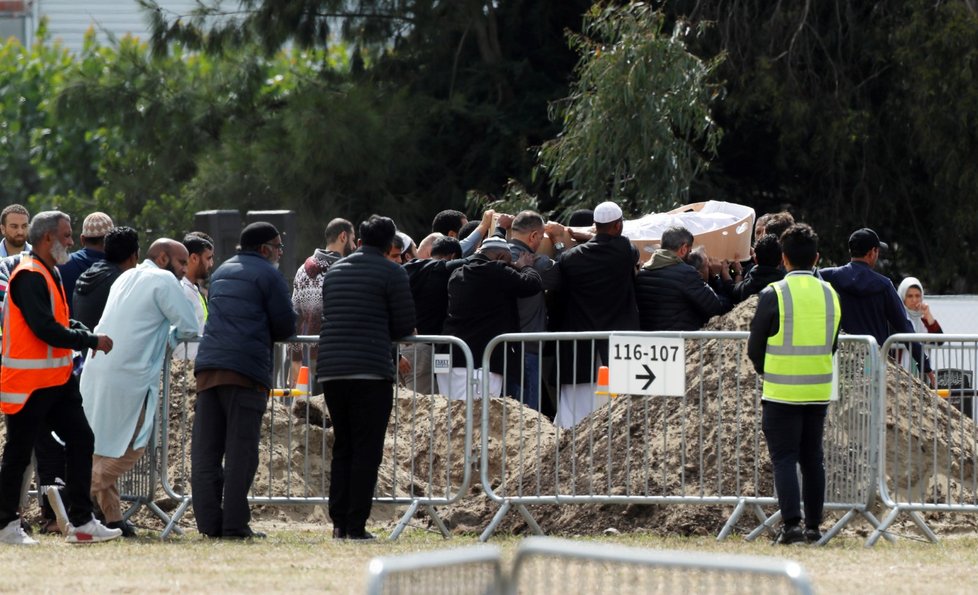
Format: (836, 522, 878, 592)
(0, 0, 201, 51)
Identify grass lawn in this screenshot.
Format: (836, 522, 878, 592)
(3, 521, 978, 594)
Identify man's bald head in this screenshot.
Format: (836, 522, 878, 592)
(416, 232, 445, 259)
(148, 238, 189, 280)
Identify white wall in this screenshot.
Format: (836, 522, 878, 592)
(34, 0, 202, 51)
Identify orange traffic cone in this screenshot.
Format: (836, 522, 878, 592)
(595, 365, 617, 398)
(295, 365, 310, 395)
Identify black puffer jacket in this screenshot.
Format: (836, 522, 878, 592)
(195, 251, 296, 389)
(635, 250, 722, 331)
(316, 246, 416, 381)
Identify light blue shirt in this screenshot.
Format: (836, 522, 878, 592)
(80, 260, 198, 458)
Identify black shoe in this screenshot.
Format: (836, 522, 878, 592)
(774, 524, 805, 545)
(106, 520, 137, 539)
(332, 527, 347, 540)
(222, 528, 267, 540)
(804, 527, 821, 544)
(346, 529, 376, 541)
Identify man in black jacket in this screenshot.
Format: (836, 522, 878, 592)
(732, 234, 785, 304)
(401, 236, 465, 393)
(317, 215, 416, 540)
(635, 226, 722, 331)
(440, 236, 541, 401)
(73, 227, 140, 331)
(553, 201, 639, 428)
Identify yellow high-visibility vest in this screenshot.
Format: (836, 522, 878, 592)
(762, 273, 841, 403)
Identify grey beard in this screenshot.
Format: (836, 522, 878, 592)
(51, 242, 70, 265)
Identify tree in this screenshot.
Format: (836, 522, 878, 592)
(537, 3, 722, 219)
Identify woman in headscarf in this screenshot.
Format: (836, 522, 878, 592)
(895, 276, 943, 374)
(898, 277, 944, 335)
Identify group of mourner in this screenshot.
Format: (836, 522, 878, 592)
(0, 200, 940, 545)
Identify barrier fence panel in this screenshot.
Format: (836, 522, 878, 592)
(479, 332, 881, 544)
(869, 333, 978, 546)
(365, 545, 503, 595)
(159, 335, 476, 540)
(507, 536, 814, 595)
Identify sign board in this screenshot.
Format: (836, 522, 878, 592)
(432, 352, 451, 375)
(608, 334, 685, 396)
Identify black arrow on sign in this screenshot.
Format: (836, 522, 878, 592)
(636, 364, 656, 390)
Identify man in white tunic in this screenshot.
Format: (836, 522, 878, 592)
(80, 239, 198, 537)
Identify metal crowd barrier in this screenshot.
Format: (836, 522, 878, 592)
(364, 537, 813, 595)
(509, 536, 814, 595)
(868, 333, 978, 546)
(479, 331, 883, 544)
(365, 544, 504, 595)
(158, 335, 476, 540)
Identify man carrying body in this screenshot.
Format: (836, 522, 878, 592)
(401, 236, 465, 393)
(440, 237, 541, 401)
(0, 211, 119, 545)
(58, 211, 113, 314)
(748, 223, 840, 545)
(553, 201, 640, 428)
(635, 226, 723, 331)
(502, 211, 572, 411)
(81, 239, 198, 537)
(819, 228, 931, 382)
(191, 222, 296, 539)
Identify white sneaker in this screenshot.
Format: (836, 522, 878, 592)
(66, 518, 123, 544)
(0, 519, 38, 546)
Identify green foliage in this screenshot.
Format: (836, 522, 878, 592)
(539, 2, 723, 219)
(671, 0, 978, 290)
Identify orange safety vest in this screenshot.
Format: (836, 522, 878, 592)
(0, 254, 73, 414)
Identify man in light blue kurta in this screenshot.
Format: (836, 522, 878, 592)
(80, 239, 198, 535)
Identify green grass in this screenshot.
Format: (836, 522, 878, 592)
(3, 526, 978, 593)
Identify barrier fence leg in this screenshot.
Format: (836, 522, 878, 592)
(144, 501, 183, 536)
(479, 502, 511, 542)
(423, 505, 451, 538)
(859, 510, 896, 544)
(717, 499, 747, 541)
(908, 511, 939, 543)
(818, 509, 857, 545)
(389, 501, 421, 541)
(514, 504, 544, 536)
(865, 507, 903, 547)
(746, 510, 781, 542)
(161, 497, 192, 539)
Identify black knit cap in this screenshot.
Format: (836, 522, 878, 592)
(240, 221, 280, 249)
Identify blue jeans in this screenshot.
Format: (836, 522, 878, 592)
(506, 353, 540, 411)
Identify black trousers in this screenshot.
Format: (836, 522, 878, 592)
(323, 379, 393, 533)
(190, 385, 267, 537)
(0, 375, 95, 527)
(761, 401, 828, 528)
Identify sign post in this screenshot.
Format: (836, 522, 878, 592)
(608, 334, 686, 396)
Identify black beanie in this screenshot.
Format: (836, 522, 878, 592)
(240, 222, 280, 250)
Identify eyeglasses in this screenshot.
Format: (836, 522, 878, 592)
(264, 242, 285, 251)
